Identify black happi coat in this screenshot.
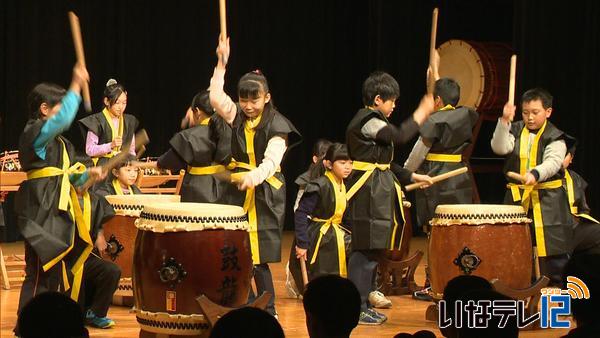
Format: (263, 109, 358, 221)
(229, 106, 301, 264)
(345, 108, 407, 250)
(304, 174, 350, 279)
(503, 121, 572, 257)
(415, 107, 478, 225)
(168, 115, 233, 203)
(84, 192, 116, 245)
(16, 119, 84, 269)
(78, 111, 139, 167)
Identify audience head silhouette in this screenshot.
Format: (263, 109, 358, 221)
(303, 274, 361, 338)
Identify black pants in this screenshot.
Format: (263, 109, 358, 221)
(348, 250, 381, 312)
(572, 222, 600, 255)
(80, 252, 121, 317)
(248, 263, 276, 315)
(17, 243, 63, 317)
(16, 244, 120, 333)
(538, 254, 569, 287)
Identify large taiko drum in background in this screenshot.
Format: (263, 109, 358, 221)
(428, 204, 532, 300)
(133, 202, 252, 337)
(438, 40, 513, 113)
(104, 194, 181, 306)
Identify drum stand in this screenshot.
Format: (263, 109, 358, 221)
(491, 276, 550, 330)
(377, 205, 424, 295)
(377, 251, 423, 295)
(196, 292, 272, 328)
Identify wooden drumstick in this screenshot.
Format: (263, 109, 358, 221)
(219, 0, 227, 40)
(68, 12, 92, 112)
(427, 8, 439, 94)
(405, 166, 468, 191)
(506, 171, 526, 184)
(508, 54, 517, 106)
(299, 257, 309, 286)
(429, 8, 439, 66)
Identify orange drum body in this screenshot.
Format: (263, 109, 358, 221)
(133, 203, 252, 337)
(438, 40, 512, 113)
(104, 195, 181, 305)
(428, 204, 532, 300)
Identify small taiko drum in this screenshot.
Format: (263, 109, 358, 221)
(103, 194, 181, 306)
(428, 204, 532, 300)
(133, 202, 252, 337)
(438, 40, 512, 113)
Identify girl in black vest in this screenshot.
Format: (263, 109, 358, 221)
(134, 91, 233, 204)
(14, 64, 106, 335)
(286, 139, 333, 297)
(294, 143, 353, 281)
(209, 37, 301, 316)
(79, 79, 139, 169)
(96, 155, 142, 196)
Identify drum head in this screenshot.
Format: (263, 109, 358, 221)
(431, 204, 531, 226)
(137, 202, 248, 232)
(438, 40, 484, 109)
(105, 194, 181, 216)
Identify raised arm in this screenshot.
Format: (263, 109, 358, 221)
(209, 37, 237, 124)
(34, 64, 88, 159)
(490, 103, 516, 155)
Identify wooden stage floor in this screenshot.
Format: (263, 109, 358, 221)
(1, 232, 570, 337)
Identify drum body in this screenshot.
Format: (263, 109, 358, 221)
(104, 194, 180, 305)
(438, 40, 513, 113)
(134, 202, 252, 337)
(428, 204, 532, 300)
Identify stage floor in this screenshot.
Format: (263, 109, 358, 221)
(1, 232, 570, 337)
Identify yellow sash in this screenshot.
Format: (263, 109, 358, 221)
(92, 108, 124, 165)
(186, 118, 224, 175)
(233, 114, 283, 264)
(25, 139, 92, 301)
(112, 178, 135, 195)
(309, 171, 348, 277)
(439, 104, 455, 111)
(565, 170, 599, 224)
(425, 153, 462, 162)
(188, 164, 227, 176)
(346, 160, 406, 250)
(509, 120, 555, 257)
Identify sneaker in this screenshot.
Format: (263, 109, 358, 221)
(85, 310, 115, 329)
(358, 311, 383, 325)
(367, 308, 388, 323)
(369, 290, 392, 309)
(412, 287, 433, 302)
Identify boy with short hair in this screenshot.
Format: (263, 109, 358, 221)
(491, 88, 572, 286)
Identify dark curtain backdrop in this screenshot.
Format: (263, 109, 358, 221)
(1, 0, 598, 237)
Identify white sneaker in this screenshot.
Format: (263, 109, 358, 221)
(369, 291, 392, 309)
(284, 262, 301, 298)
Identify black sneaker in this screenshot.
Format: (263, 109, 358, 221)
(412, 287, 433, 302)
